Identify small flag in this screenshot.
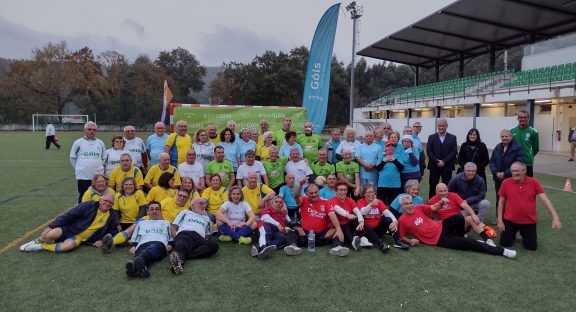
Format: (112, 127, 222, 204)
(160, 80, 173, 124)
(564, 178, 572, 192)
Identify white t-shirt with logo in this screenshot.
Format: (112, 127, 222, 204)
(70, 137, 107, 180)
(178, 162, 205, 186)
(236, 161, 267, 185)
(124, 137, 146, 168)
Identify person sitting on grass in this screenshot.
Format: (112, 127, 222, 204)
(113, 177, 147, 230)
(81, 174, 115, 203)
(327, 181, 364, 251)
(398, 195, 517, 259)
(388, 179, 425, 220)
(125, 201, 172, 278)
(146, 172, 177, 203)
(143, 152, 181, 191)
(428, 183, 482, 229)
(319, 174, 337, 200)
(20, 194, 117, 253)
(251, 195, 289, 259)
(283, 180, 350, 257)
(242, 172, 276, 215)
(278, 173, 302, 222)
(108, 153, 144, 192)
(169, 198, 219, 276)
(215, 186, 256, 245)
(202, 174, 229, 221)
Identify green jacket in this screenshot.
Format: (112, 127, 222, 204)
(510, 126, 539, 166)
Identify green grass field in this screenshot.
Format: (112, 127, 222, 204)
(1, 131, 575, 312)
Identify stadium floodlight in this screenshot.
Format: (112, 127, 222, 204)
(347, 2, 363, 126)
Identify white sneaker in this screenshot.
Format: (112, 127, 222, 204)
(20, 240, 42, 252)
(351, 236, 361, 251)
(283, 244, 302, 256)
(360, 236, 373, 248)
(329, 245, 350, 257)
(250, 245, 258, 257)
(477, 239, 497, 247)
(502, 248, 517, 259)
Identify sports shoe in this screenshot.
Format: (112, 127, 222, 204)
(351, 236, 361, 251)
(478, 239, 497, 247)
(133, 256, 150, 278)
(257, 245, 277, 259)
(359, 236, 373, 248)
(569, 158, 574, 161)
(329, 245, 350, 257)
(169, 252, 184, 275)
(502, 248, 517, 259)
(101, 233, 113, 253)
(283, 244, 302, 256)
(19, 240, 42, 252)
(250, 245, 258, 257)
(394, 240, 410, 250)
(378, 241, 390, 253)
(238, 236, 252, 245)
(125, 260, 138, 277)
(218, 235, 232, 242)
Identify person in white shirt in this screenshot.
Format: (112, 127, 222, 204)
(284, 148, 313, 190)
(70, 121, 107, 203)
(104, 136, 126, 178)
(335, 127, 361, 159)
(123, 125, 147, 172)
(236, 150, 268, 186)
(178, 148, 206, 192)
(44, 123, 60, 150)
(192, 128, 215, 169)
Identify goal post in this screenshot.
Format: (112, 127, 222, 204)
(32, 114, 89, 132)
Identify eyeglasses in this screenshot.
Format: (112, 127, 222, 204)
(148, 207, 161, 211)
(101, 200, 114, 204)
(86, 128, 96, 131)
(413, 125, 422, 127)
(126, 130, 135, 132)
(383, 127, 391, 130)
(177, 194, 188, 198)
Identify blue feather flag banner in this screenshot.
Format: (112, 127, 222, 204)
(302, 3, 340, 134)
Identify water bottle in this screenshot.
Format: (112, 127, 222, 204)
(308, 229, 315, 252)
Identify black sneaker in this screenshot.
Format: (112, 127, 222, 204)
(394, 240, 410, 250)
(378, 241, 390, 254)
(351, 236, 361, 251)
(101, 233, 113, 253)
(257, 245, 277, 259)
(125, 260, 138, 277)
(169, 252, 183, 275)
(134, 256, 150, 278)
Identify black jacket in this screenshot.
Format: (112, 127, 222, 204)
(457, 141, 489, 170)
(489, 139, 525, 180)
(426, 132, 458, 171)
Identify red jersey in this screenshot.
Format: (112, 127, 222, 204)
(327, 196, 357, 225)
(258, 206, 286, 228)
(398, 204, 442, 245)
(498, 176, 544, 224)
(428, 192, 464, 221)
(356, 198, 388, 228)
(300, 196, 333, 232)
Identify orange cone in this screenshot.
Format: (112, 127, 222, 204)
(564, 178, 572, 192)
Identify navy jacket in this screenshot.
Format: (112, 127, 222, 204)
(49, 201, 119, 244)
(489, 139, 525, 180)
(447, 172, 486, 205)
(426, 132, 458, 171)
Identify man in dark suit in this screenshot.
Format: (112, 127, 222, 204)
(426, 118, 457, 199)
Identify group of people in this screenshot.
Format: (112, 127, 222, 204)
(20, 113, 562, 279)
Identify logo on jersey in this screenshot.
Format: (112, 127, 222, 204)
(415, 217, 424, 226)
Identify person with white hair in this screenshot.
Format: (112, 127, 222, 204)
(123, 125, 147, 172)
(335, 127, 361, 159)
(146, 122, 169, 167)
(165, 120, 193, 166)
(70, 121, 107, 203)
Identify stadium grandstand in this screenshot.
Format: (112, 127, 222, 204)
(353, 0, 576, 153)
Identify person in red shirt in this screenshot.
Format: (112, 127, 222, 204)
(398, 195, 517, 259)
(497, 162, 562, 250)
(327, 182, 363, 251)
(283, 179, 349, 257)
(356, 185, 410, 252)
(428, 183, 481, 228)
(251, 195, 289, 259)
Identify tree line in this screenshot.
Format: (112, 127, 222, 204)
(0, 41, 522, 125)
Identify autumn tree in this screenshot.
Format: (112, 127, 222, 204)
(155, 47, 206, 102)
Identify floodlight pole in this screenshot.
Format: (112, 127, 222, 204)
(347, 2, 362, 127)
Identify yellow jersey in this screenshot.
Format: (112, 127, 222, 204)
(113, 190, 147, 224)
(74, 209, 110, 242)
(166, 133, 192, 166)
(242, 183, 273, 214)
(160, 197, 192, 223)
(144, 164, 181, 187)
(81, 187, 115, 203)
(109, 166, 144, 192)
(201, 187, 228, 216)
(146, 186, 176, 203)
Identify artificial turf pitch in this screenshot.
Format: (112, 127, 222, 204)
(0, 131, 574, 312)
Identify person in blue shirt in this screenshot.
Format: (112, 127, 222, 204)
(278, 173, 303, 222)
(356, 130, 383, 187)
(146, 122, 169, 167)
(319, 174, 337, 200)
(237, 128, 257, 166)
(388, 179, 424, 220)
(376, 140, 404, 205)
(217, 127, 241, 171)
(279, 131, 304, 159)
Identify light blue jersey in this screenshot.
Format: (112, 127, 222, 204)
(356, 143, 383, 181)
(146, 134, 169, 166)
(218, 141, 240, 170)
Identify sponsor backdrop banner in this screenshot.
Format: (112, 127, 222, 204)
(170, 104, 307, 133)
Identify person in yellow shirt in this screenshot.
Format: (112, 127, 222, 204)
(20, 194, 117, 253)
(207, 123, 221, 145)
(113, 177, 147, 230)
(144, 152, 181, 190)
(165, 120, 193, 166)
(82, 174, 115, 202)
(202, 174, 229, 219)
(109, 153, 144, 192)
(146, 172, 177, 203)
(242, 172, 276, 214)
(161, 188, 193, 223)
(256, 131, 275, 161)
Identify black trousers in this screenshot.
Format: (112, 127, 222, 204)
(493, 178, 504, 208)
(45, 135, 60, 149)
(287, 228, 342, 248)
(377, 187, 402, 206)
(173, 231, 219, 261)
(499, 219, 537, 250)
(135, 241, 168, 265)
(77, 179, 92, 203)
(526, 166, 534, 177)
(362, 216, 400, 244)
(428, 169, 452, 199)
(436, 214, 503, 255)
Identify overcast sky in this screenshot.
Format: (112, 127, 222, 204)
(0, 0, 453, 66)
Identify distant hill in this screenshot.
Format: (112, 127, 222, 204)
(190, 66, 222, 104)
(0, 57, 14, 71)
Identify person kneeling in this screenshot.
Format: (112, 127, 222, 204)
(169, 198, 219, 275)
(125, 201, 172, 278)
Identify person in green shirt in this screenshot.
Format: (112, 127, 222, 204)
(510, 110, 539, 177)
(311, 149, 335, 179)
(273, 116, 293, 146)
(336, 149, 361, 199)
(297, 121, 323, 163)
(262, 146, 289, 193)
(205, 146, 235, 189)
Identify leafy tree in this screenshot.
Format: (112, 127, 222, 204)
(155, 47, 206, 102)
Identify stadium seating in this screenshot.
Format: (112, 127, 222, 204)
(501, 62, 576, 88)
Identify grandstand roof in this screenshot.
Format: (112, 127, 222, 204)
(358, 0, 576, 68)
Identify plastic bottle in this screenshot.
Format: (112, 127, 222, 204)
(308, 229, 315, 252)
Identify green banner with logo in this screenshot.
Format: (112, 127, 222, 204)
(172, 105, 307, 133)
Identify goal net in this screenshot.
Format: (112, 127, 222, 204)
(32, 114, 89, 132)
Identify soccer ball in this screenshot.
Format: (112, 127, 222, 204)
(54, 136, 59, 142)
(483, 225, 497, 238)
(314, 176, 326, 187)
